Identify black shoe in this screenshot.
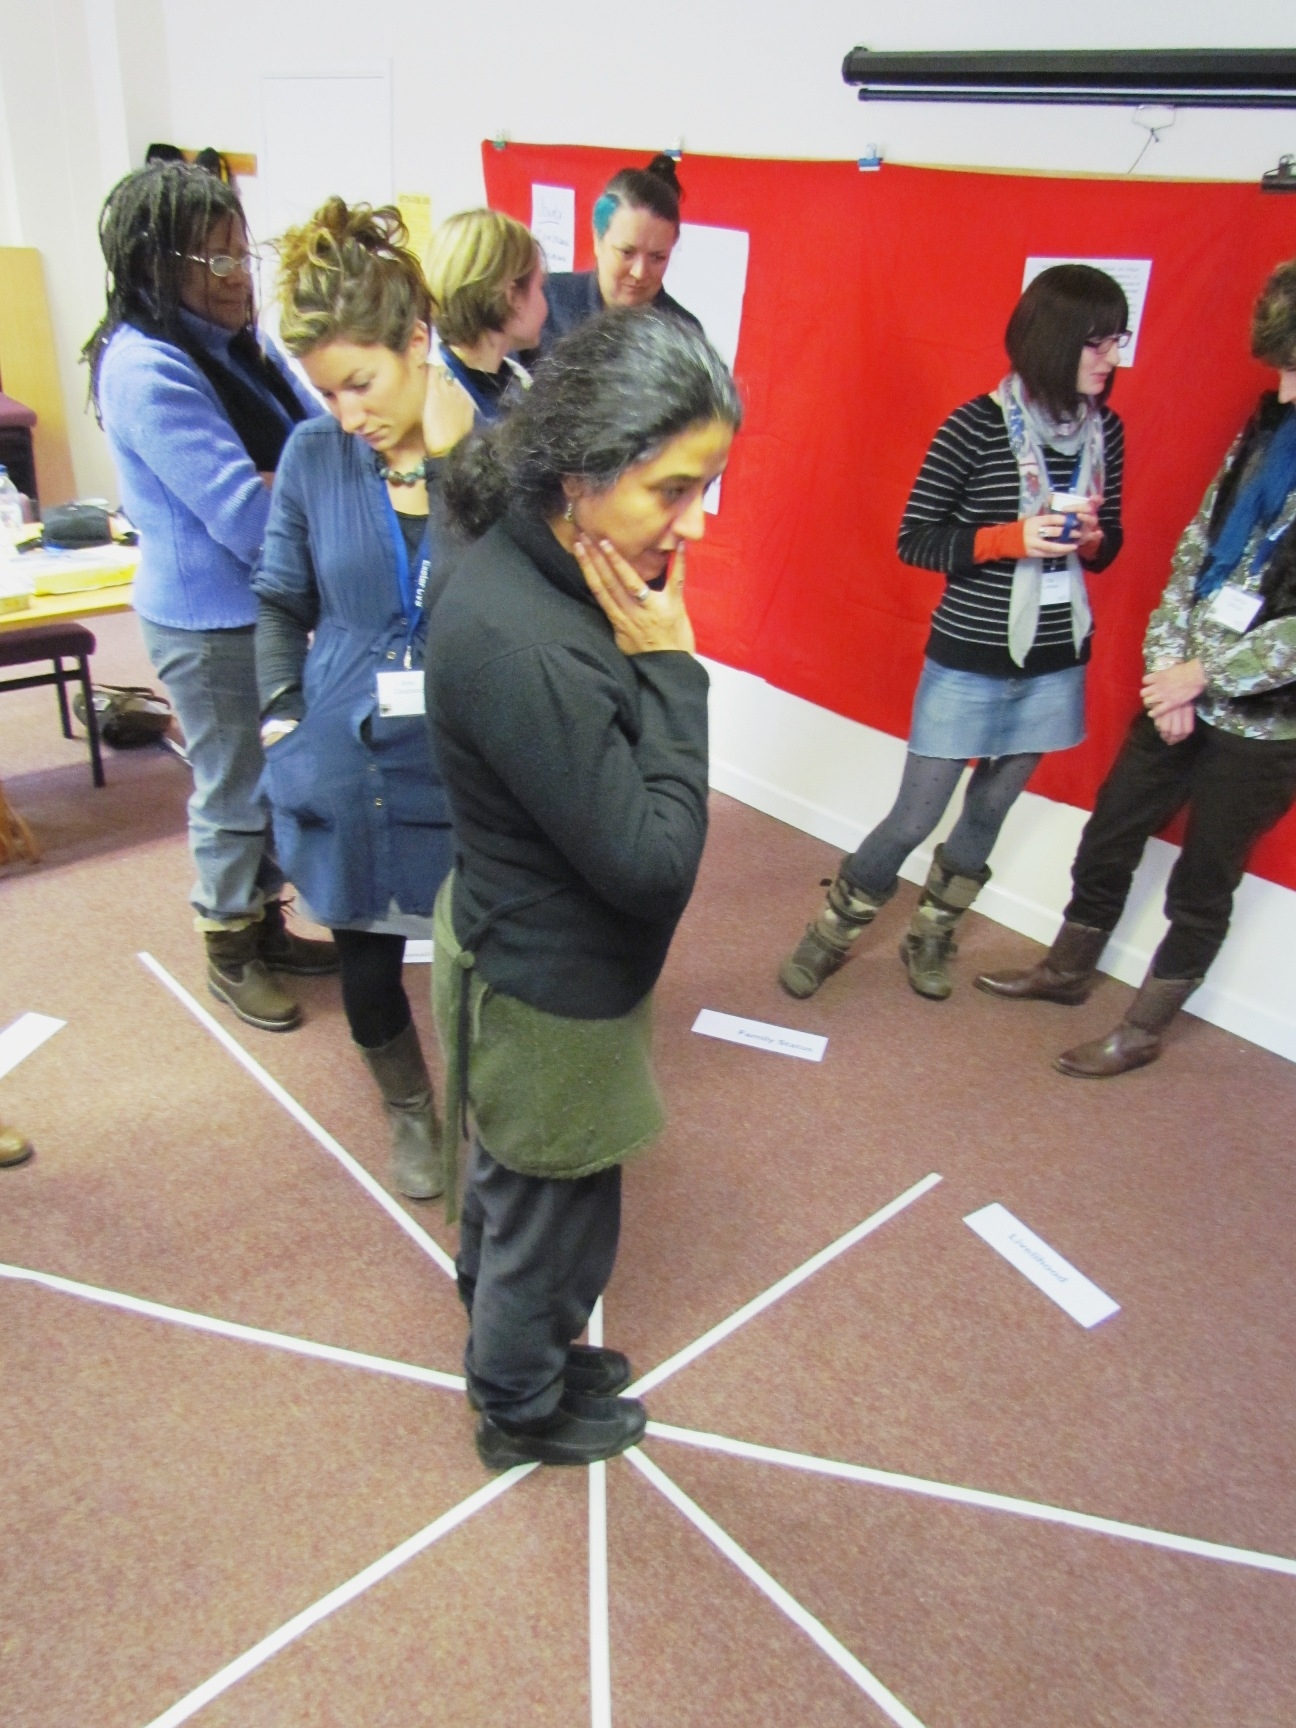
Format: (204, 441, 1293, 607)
(562, 1344, 632, 1398)
(465, 1344, 633, 1411)
(475, 1392, 647, 1469)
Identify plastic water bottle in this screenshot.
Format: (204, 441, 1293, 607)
(0, 466, 24, 555)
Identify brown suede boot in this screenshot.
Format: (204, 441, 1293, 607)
(975, 920, 1109, 1004)
(256, 900, 340, 976)
(357, 1020, 443, 1200)
(205, 924, 302, 1032)
(0, 1122, 34, 1167)
(899, 845, 990, 1000)
(778, 866, 896, 998)
(1054, 973, 1202, 1078)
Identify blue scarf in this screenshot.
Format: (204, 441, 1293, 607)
(1195, 404, 1296, 600)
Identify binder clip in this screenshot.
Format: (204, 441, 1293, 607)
(1261, 154, 1296, 192)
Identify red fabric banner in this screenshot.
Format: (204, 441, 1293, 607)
(483, 143, 1296, 889)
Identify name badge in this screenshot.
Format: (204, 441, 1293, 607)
(1208, 585, 1263, 634)
(376, 670, 425, 717)
(1040, 566, 1072, 606)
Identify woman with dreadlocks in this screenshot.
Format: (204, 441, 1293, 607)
(86, 161, 335, 1031)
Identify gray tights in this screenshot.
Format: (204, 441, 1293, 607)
(844, 751, 1041, 896)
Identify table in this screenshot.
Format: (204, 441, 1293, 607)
(0, 544, 137, 633)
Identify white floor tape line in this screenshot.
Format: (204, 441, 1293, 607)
(587, 1297, 612, 1728)
(139, 951, 456, 1280)
(0, 1011, 65, 1080)
(628, 1448, 929, 1728)
(138, 1465, 536, 1728)
(0, 1261, 465, 1393)
(644, 1424, 1296, 1580)
(630, 1172, 942, 1398)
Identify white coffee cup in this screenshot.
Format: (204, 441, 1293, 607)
(1050, 490, 1087, 542)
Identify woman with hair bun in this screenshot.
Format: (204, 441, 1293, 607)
(253, 198, 462, 1203)
(424, 208, 547, 422)
(427, 309, 740, 1469)
(544, 154, 701, 342)
(778, 263, 1128, 1005)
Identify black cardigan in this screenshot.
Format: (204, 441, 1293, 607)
(424, 509, 710, 1018)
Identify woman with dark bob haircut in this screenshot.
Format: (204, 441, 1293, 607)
(979, 259, 1296, 1077)
(426, 309, 740, 1469)
(779, 263, 1127, 1005)
(543, 154, 701, 342)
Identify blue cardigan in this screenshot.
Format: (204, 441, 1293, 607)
(97, 315, 319, 631)
(252, 416, 454, 926)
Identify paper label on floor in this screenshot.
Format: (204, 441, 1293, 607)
(402, 939, 433, 964)
(0, 1012, 66, 1080)
(964, 1203, 1119, 1329)
(692, 1009, 826, 1062)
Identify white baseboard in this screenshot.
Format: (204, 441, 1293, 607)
(703, 658, 1296, 1063)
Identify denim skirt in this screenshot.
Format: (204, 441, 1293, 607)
(908, 658, 1086, 759)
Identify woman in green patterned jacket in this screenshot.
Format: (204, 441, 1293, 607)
(977, 258, 1296, 1076)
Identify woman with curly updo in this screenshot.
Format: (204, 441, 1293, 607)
(254, 199, 464, 1202)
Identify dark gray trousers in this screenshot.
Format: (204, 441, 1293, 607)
(456, 1138, 622, 1426)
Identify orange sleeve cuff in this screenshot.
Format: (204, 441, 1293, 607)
(974, 522, 1027, 563)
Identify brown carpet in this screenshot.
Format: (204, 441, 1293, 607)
(2, 610, 1293, 1726)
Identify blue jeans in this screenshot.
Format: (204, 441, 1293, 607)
(140, 618, 284, 925)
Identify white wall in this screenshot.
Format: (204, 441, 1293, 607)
(0, 0, 140, 502)
(4, 0, 1294, 1054)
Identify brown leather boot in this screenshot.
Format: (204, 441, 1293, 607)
(899, 845, 990, 1001)
(1054, 973, 1201, 1078)
(256, 899, 340, 975)
(0, 1122, 34, 1167)
(778, 866, 896, 998)
(975, 920, 1109, 1004)
(357, 1020, 443, 1200)
(205, 924, 302, 1032)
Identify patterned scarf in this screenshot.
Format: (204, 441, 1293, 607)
(997, 374, 1106, 669)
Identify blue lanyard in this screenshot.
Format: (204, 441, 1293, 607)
(383, 492, 431, 670)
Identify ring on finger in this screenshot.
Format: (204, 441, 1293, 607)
(634, 588, 650, 605)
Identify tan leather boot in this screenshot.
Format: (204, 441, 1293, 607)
(358, 1021, 443, 1200)
(205, 924, 302, 1032)
(0, 1122, 33, 1166)
(1054, 974, 1201, 1078)
(778, 867, 896, 998)
(899, 845, 990, 1000)
(975, 920, 1109, 1004)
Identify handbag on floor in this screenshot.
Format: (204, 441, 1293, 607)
(72, 683, 173, 749)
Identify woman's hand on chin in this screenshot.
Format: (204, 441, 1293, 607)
(573, 536, 696, 657)
(422, 364, 476, 457)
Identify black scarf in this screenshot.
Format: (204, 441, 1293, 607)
(131, 317, 308, 471)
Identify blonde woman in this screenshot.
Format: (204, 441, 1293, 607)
(424, 209, 548, 423)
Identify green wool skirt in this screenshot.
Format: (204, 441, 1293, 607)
(431, 874, 665, 1220)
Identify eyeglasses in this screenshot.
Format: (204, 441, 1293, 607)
(178, 249, 260, 279)
(1084, 331, 1132, 354)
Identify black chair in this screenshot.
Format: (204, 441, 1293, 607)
(0, 620, 104, 787)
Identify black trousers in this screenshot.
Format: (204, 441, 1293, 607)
(1066, 714, 1296, 979)
(456, 1139, 622, 1426)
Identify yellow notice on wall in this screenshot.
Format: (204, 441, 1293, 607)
(397, 193, 433, 268)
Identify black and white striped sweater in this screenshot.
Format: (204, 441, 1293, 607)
(897, 393, 1125, 678)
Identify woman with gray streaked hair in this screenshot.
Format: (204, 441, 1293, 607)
(425, 309, 741, 1470)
